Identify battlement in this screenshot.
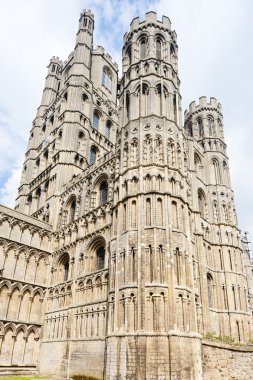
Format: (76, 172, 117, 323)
(79, 9, 94, 20)
(123, 11, 172, 43)
(49, 56, 63, 67)
(93, 46, 118, 70)
(184, 96, 222, 119)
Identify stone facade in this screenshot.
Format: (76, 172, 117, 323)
(0, 9, 253, 380)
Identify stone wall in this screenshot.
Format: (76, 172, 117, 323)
(202, 340, 253, 380)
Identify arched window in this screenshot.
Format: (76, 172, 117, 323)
(126, 46, 132, 64)
(156, 39, 162, 59)
(207, 116, 215, 136)
(194, 153, 202, 177)
(35, 187, 41, 209)
(198, 189, 206, 218)
(58, 253, 70, 283)
(102, 67, 112, 91)
(97, 247, 105, 270)
(146, 198, 151, 226)
(105, 121, 111, 139)
(140, 38, 146, 59)
(89, 147, 97, 165)
(207, 274, 213, 307)
(212, 159, 220, 184)
(68, 197, 76, 224)
(100, 181, 108, 204)
(93, 111, 100, 130)
(64, 261, 69, 281)
(187, 122, 193, 137)
(126, 93, 130, 121)
(197, 118, 204, 138)
(170, 43, 175, 57)
(43, 150, 49, 167)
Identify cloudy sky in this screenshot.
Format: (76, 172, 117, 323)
(0, 0, 252, 244)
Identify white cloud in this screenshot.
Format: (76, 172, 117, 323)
(0, 0, 252, 243)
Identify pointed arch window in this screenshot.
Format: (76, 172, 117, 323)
(97, 247, 105, 270)
(100, 181, 108, 204)
(68, 198, 76, 224)
(156, 39, 162, 59)
(126, 93, 130, 121)
(207, 273, 214, 307)
(64, 261, 69, 281)
(197, 118, 204, 138)
(198, 189, 206, 218)
(126, 46, 132, 64)
(105, 120, 111, 139)
(93, 111, 100, 130)
(140, 38, 147, 59)
(102, 66, 112, 91)
(90, 146, 97, 165)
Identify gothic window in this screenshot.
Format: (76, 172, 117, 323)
(187, 122, 193, 137)
(131, 200, 137, 228)
(213, 201, 219, 223)
(64, 261, 69, 281)
(140, 37, 147, 59)
(146, 198, 151, 226)
(93, 111, 100, 130)
(207, 116, 215, 136)
(67, 196, 77, 224)
(197, 118, 204, 138)
(222, 161, 229, 186)
(100, 181, 108, 204)
(43, 150, 49, 167)
(198, 189, 206, 218)
(145, 174, 152, 191)
(123, 204, 127, 230)
(89, 146, 97, 165)
(27, 194, 32, 213)
(142, 83, 149, 116)
(172, 201, 178, 228)
(170, 43, 175, 57)
(35, 187, 41, 209)
(156, 84, 162, 116)
(173, 94, 177, 121)
(97, 247, 105, 270)
(207, 273, 213, 308)
(64, 92, 68, 101)
(194, 153, 202, 177)
(211, 159, 220, 184)
(126, 93, 130, 121)
(156, 198, 163, 225)
(77, 131, 85, 153)
(102, 66, 112, 91)
(126, 46, 132, 64)
(105, 120, 111, 139)
(156, 39, 162, 59)
(58, 253, 70, 283)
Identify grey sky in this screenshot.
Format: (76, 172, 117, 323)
(0, 0, 252, 243)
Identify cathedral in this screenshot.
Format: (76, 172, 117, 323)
(0, 9, 253, 380)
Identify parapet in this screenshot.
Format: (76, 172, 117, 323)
(48, 56, 63, 67)
(124, 11, 172, 43)
(93, 46, 118, 71)
(79, 9, 94, 20)
(184, 96, 222, 119)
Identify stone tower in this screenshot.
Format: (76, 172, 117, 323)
(15, 10, 118, 228)
(105, 11, 203, 379)
(0, 9, 253, 380)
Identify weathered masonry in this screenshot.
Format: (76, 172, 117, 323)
(0, 9, 253, 380)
